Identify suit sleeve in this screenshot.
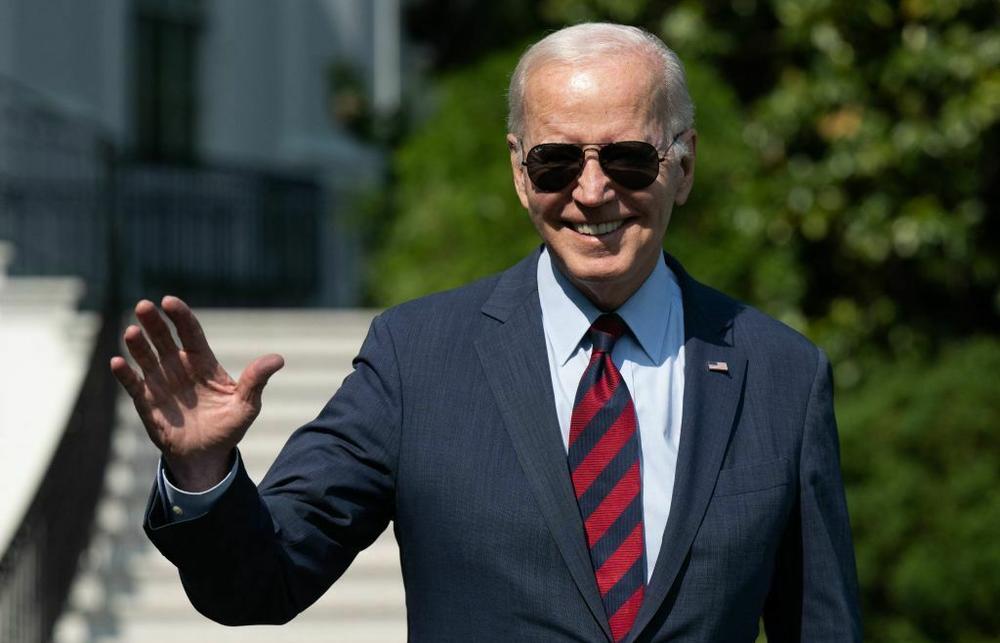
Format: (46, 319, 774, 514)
(764, 349, 863, 642)
(143, 312, 402, 625)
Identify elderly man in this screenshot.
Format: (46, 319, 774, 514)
(112, 22, 861, 642)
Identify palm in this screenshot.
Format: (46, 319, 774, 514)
(138, 350, 247, 453)
(111, 296, 284, 489)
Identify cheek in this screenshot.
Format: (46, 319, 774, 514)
(635, 191, 674, 232)
(513, 167, 532, 210)
(527, 194, 566, 228)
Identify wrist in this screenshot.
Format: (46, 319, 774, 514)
(163, 449, 235, 492)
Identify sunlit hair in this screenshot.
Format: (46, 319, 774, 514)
(507, 23, 695, 158)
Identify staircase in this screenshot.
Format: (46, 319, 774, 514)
(55, 309, 407, 643)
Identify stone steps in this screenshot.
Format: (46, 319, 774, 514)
(115, 567, 404, 620)
(0, 268, 99, 561)
(55, 309, 406, 643)
(71, 618, 406, 643)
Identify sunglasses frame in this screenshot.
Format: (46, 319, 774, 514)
(519, 132, 685, 193)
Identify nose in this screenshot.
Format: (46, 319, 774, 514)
(573, 148, 613, 207)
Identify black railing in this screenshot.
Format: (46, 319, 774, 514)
(0, 74, 120, 643)
(0, 72, 325, 642)
(0, 311, 120, 643)
(0, 74, 115, 310)
(0, 74, 324, 311)
(117, 162, 321, 307)
(1, 160, 323, 311)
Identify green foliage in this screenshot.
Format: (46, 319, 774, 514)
(369, 49, 539, 305)
(658, 58, 807, 328)
(537, 0, 1000, 373)
(739, 0, 1000, 368)
(377, 1, 1000, 639)
(381, 1, 999, 366)
(838, 337, 1000, 642)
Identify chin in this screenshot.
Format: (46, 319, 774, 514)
(563, 258, 637, 295)
(556, 246, 660, 306)
(566, 251, 633, 277)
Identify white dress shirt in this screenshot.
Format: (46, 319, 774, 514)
(536, 248, 685, 582)
(163, 249, 686, 582)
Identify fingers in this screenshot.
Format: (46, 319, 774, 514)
(160, 295, 214, 356)
(237, 353, 285, 404)
(135, 299, 179, 359)
(124, 324, 160, 375)
(110, 355, 145, 399)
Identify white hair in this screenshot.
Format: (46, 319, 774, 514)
(507, 23, 695, 157)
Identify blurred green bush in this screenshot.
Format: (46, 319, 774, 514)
(367, 49, 534, 306)
(839, 337, 1000, 642)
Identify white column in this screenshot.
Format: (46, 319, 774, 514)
(98, 0, 129, 144)
(0, 0, 14, 77)
(372, 0, 400, 115)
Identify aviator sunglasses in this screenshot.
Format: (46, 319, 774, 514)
(521, 133, 684, 192)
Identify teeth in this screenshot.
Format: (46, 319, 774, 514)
(571, 220, 625, 236)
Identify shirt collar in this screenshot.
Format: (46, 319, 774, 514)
(537, 247, 680, 365)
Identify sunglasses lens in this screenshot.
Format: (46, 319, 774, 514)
(524, 141, 661, 191)
(599, 141, 661, 190)
(525, 144, 584, 192)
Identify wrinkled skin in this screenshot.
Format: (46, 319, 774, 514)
(508, 54, 697, 310)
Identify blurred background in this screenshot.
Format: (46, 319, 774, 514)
(0, 0, 997, 642)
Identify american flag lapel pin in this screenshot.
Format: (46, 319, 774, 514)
(707, 361, 729, 373)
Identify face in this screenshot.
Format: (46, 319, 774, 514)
(508, 55, 696, 311)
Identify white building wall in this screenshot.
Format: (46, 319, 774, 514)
(0, 0, 397, 173)
(272, 0, 380, 176)
(0, 0, 128, 140)
(0, 0, 402, 306)
(198, 0, 394, 183)
(98, 0, 132, 146)
(198, 0, 283, 166)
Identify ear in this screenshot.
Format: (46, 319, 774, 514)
(507, 133, 531, 210)
(672, 129, 697, 206)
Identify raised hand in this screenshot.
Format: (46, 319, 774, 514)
(110, 296, 284, 491)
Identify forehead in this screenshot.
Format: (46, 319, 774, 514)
(521, 55, 662, 144)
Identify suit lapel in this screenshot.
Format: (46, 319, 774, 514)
(475, 252, 614, 642)
(628, 255, 748, 641)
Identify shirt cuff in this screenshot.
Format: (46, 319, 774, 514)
(157, 451, 240, 522)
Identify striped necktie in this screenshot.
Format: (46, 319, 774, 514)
(568, 314, 645, 642)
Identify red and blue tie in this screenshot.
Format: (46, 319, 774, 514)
(568, 314, 645, 641)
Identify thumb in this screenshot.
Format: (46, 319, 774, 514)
(237, 353, 285, 404)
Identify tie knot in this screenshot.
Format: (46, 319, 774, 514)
(589, 314, 627, 354)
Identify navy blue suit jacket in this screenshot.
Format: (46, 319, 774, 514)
(145, 250, 862, 642)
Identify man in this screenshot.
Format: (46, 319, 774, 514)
(111, 23, 861, 642)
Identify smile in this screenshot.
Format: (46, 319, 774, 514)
(568, 220, 625, 236)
